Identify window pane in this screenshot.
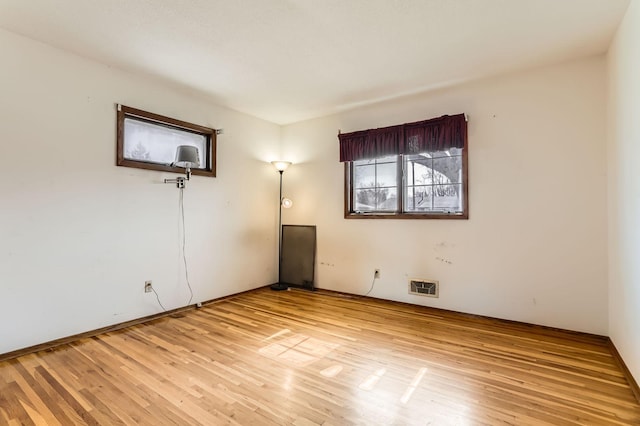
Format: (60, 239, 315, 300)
(355, 188, 397, 211)
(433, 184, 462, 211)
(432, 155, 462, 184)
(352, 156, 398, 212)
(404, 185, 433, 212)
(354, 163, 375, 189)
(377, 187, 397, 211)
(123, 118, 207, 169)
(404, 150, 464, 213)
(354, 188, 375, 211)
(406, 154, 433, 185)
(375, 160, 397, 188)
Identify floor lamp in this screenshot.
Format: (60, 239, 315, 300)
(270, 161, 292, 291)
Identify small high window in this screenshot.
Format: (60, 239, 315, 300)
(116, 105, 216, 177)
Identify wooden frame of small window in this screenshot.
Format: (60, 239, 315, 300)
(116, 105, 217, 177)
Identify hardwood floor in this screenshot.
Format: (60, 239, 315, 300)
(1, 288, 639, 425)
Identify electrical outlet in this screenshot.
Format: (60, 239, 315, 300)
(144, 280, 153, 293)
(374, 269, 380, 279)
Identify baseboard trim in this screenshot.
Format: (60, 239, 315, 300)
(607, 338, 640, 404)
(0, 285, 269, 363)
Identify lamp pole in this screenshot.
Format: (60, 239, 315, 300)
(277, 169, 283, 280)
(270, 161, 291, 291)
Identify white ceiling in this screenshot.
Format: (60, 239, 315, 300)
(0, 0, 630, 124)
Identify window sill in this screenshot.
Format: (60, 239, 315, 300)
(345, 212, 468, 220)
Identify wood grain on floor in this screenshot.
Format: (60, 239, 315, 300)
(1, 288, 638, 425)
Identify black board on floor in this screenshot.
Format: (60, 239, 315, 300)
(279, 225, 316, 290)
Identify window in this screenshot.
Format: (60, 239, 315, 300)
(404, 148, 463, 213)
(341, 114, 468, 219)
(116, 105, 216, 177)
(352, 156, 399, 212)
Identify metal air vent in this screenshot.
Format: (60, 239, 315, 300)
(409, 279, 439, 298)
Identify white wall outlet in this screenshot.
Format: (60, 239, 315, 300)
(144, 280, 152, 293)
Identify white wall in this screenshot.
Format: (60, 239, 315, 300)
(0, 29, 281, 354)
(0, 24, 617, 355)
(282, 57, 608, 335)
(607, 1, 640, 383)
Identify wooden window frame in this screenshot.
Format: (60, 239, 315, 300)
(344, 148, 468, 220)
(116, 105, 217, 177)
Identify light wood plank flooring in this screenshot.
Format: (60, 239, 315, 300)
(1, 288, 638, 425)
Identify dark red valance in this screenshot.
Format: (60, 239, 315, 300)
(338, 113, 467, 162)
(338, 125, 403, 163)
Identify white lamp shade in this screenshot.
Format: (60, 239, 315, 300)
(271, 161, 291, 172)
(281, 198, 293, 209)
(174, 145, 200, 168)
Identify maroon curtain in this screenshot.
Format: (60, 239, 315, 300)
(338, 125, 403, 162)
(339, 113, 466, 162)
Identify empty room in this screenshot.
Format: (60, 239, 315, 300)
(1, 0, 639, 424)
